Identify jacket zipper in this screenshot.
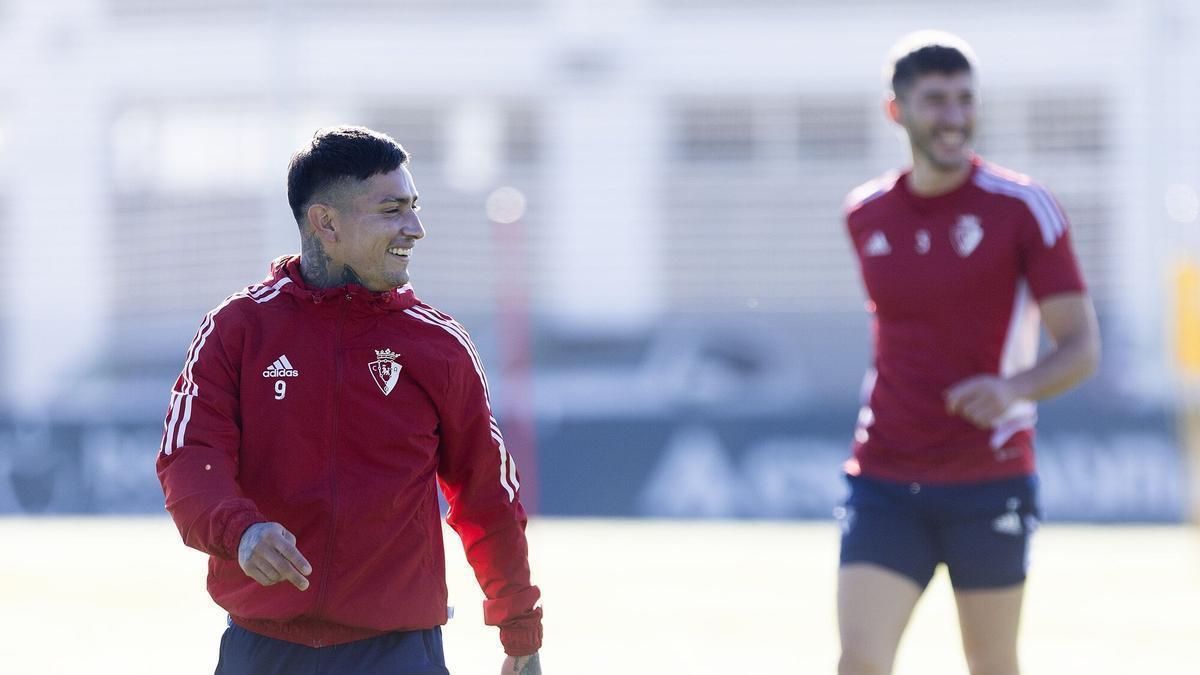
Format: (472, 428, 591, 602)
(311, 295, 351, 643)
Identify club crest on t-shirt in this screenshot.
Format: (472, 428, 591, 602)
(952, 214, 983, 257)
(369, 348, 402, 396)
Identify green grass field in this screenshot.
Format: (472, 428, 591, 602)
(1, 517, 1197, 674)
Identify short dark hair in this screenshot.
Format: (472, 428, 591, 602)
(286, 125, 410, 224)
(887, 31, 976, 99)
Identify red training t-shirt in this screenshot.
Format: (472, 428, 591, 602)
(843, 155, 1086, 484)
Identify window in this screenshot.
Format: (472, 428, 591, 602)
(796, 99, 870, 159)
(1028, 94, 1107, 157)
(672, 101, 756, 162)
(665, 96, 872, 312)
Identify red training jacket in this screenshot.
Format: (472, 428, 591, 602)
(156, 256, 542, 655)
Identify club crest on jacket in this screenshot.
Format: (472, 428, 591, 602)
(952, 214, 983, 257)
(369, 348, 402, 395)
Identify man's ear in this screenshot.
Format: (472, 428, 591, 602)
(884, 94, 902, 125)
(306, 203, 338, 243)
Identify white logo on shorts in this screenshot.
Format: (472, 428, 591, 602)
(992, 497, 1023, 536)
(834, 505, 856, 534)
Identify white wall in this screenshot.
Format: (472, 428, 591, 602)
(0, 0, 1183, 412)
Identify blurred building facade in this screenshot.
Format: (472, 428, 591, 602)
(0, 0, 1193, 519)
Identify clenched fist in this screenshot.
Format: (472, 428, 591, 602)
(944, 374, 1020, 429)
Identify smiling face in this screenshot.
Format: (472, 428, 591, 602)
(890, 70, 977, 173)
(322, 166, 425, 291)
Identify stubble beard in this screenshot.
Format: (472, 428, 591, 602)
(344, 263, 409, 292)
(913, 127, 972, 174)
(391, 268, 410, 289)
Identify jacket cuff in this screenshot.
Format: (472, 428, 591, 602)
(483, 586, 542, 656)
(497, 606, 543, 657)
(482, 585, 540, 625)
(219, 510, 267, 560)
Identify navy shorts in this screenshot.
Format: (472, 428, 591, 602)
(837, 473, 1040, 590)
(214, 620, 450, 675)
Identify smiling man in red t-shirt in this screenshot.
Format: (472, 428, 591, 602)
(837, 32, 1101, 675)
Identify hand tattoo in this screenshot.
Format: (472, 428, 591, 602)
(513, 653, 541, 674)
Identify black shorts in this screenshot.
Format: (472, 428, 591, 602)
(837, 472, 1040, 590)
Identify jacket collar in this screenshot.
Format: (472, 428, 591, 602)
(265, 255, 420, 313)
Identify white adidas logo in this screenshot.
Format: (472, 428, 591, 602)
(262, 355, 299, 378)
(864, 231, 891, 257)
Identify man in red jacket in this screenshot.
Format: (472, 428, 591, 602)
(157, 125, 542, 675)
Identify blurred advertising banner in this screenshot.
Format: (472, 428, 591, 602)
(539, 416, 1183, 523)
(0, 411, 1183, 523)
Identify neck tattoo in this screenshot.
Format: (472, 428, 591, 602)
(340, 265, 366, 287)
(299, 232, 342, 289)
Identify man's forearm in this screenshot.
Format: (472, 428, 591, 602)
(1008, 330, 1100, 401)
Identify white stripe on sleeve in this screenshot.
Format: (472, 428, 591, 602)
(404, 306, 518, 501)
(973, 169, 1067, 247)
(160, 392, 181, 456)
(163, 282, 288, 455)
